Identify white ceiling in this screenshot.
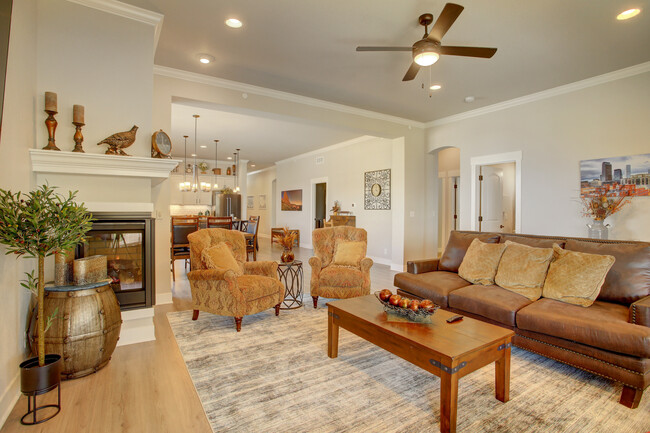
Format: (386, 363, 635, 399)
(124, 0, 649, 122)
(170, 100, 365, 169)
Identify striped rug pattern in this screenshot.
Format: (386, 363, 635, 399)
(167, 307, 649, 433)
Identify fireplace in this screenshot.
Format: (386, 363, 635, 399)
(77, 212, 155, 310)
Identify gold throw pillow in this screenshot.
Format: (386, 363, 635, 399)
(332, 240, 366, 267)
(201, 242, 243, 276)
(458, 238, 507, 285)
(495, 240, 554, 301)
(542, 244, 615, 307)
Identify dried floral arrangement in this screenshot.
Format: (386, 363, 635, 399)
(330, 200, 341, 214)
(273, 227, 297, 249)
(198, 161, 209, 172)
(581, 187, 631, 221)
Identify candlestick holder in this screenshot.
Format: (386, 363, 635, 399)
(72, 121, 85, 152)
(43, 109, 60, 151)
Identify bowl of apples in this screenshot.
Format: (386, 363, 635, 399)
(375, 289, 440, 322)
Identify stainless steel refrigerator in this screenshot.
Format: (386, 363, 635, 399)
(212, 192, 241, 219)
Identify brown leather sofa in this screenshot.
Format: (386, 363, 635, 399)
(394, 230, 650, 408)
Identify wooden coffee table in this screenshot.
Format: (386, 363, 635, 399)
(327, 295, 514, 433)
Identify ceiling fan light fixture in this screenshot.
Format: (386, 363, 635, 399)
(616, 8, 641, 20)
(413, 40, 440, 66)
(414, 52, 439, 66)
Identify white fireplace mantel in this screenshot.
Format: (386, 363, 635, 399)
(30, 149, 181, 182)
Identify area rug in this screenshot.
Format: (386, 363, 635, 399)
(167, 307, 650, 433)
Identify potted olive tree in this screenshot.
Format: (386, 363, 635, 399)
(0, 184, 92, 424)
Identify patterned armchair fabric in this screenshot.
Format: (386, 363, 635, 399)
(187, 229, 285, 331)
(309, 227, 373, 308)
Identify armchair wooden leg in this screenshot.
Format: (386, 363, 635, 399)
(234, 317, 242, 332)
(312, 296, 318, 309)
(275, 303, 281, 316)
(620, 385, 643, 408)
(192, 310, 199, 320)
(171, 259, 175, 282)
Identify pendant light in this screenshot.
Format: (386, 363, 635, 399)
(191, 114, 200, 192)
(235, 149, 241, 193)
(180, 135, 191, 191)
(213, 139, 219, 190)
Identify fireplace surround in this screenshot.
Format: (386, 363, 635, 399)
(76, 212, 155, 310)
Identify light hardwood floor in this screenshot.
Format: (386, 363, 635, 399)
(1, 238, 398, 433)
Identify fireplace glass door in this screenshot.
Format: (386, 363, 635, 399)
(79, 218, 153, 309)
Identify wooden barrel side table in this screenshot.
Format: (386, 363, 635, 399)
(29, 281, 122, 380)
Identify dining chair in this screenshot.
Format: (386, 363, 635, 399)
(170, 216, 199, 281)
(245, 216, 260, 261)
(207, 216, 233, 229)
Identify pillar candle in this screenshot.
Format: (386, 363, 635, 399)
(73, 104, 84, 124)
(45, 92, 57, 112)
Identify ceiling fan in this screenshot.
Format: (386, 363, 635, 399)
(356, 3, 497, 81)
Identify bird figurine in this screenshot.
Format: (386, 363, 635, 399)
(97, 125, 138, 156)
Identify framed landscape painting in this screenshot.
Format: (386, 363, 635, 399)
(281, 189, 302, 211)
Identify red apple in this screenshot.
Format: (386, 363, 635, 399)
(408, 300, 420, 311)
(419, 299, 434, 310)
(425, 305, 438, 313)
(389, 294, 402, 306)
(379, 289, 393, 302)
(398, 298, 410, 309)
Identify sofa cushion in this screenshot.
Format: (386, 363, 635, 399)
(542, 244, 615, 307)
(448, 285, 533, 327)
(393, 271, 470, 308)
(438, 231, 501, 272)
(237, 275, 283, 302)
(494, 241, 554, 301)
(320, 265, 364, 288)
(500, 234, 566, 249)
(516, 298, 650, 358)
(565, 239, 650, 304)
(458, 238, 507, 285)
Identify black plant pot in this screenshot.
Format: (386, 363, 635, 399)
(19, 354, 62, 425)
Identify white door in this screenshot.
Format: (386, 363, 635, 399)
(478, 165, 505, 232)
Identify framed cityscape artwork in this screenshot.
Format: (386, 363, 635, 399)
(281, 189, 302, 211)
(580, 153, 650, 198)
(364, 169, 391, 210)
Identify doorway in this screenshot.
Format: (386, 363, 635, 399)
(271, 179, 277, 228)
(470, 151, 521, 233)
(315, 183, 327, 228)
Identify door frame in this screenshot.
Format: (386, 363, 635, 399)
(470, 151, 521, 233)
(310, 177, 328, 243)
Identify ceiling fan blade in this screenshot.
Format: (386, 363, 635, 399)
(402, 62, 420, 81)
(356, 46, 412, 52)
(439, 46, 497, 58)
(427, 3, 464, 42)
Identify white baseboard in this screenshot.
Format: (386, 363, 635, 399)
(156, 291, 173, 305)
(0, 373, 19, 428)
(117, 308, 155, 346)
(368, 255, 392, 266)
(391, 263, 406, 272)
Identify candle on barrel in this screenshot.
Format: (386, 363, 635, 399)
(45, 92, 57, 112)
(43, 91, 60, 150)
(73, 104, 84, 124)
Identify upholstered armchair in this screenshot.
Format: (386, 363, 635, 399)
(309, 227, 373, 308)
(187, 229, 285, 331)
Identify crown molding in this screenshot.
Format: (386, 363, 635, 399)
(427, 61, 650, 128)
(274, 135, 378, 165)
(66, 0, 164, 52)
(153, 65, 426, 129)
(247, 166, 276, 176)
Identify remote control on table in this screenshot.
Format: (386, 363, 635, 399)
(446, 315, 464, 323)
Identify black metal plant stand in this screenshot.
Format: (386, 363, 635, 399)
(277, 260, 304, 309)
(21, 383, 61, 425)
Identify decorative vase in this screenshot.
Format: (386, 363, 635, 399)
(212, 168, 221, 175)
(54, 248, 74, 286)
(280, 248, 294, 263)
(226, 167, 231, 176)
(587, 219, 609, 240)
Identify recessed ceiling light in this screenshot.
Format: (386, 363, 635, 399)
(200, 145, 207, 149)
(227, 156, 233, 160)
(225, 18, 242, 28)
(191, 153, 196, 157)
(429, 84, 442, 90)
(464, 96, 475, 103)
(197, 54, 214, 64)
(617, 8, 641, 20)
(251, 164, 256, 167)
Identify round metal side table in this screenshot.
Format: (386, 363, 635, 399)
(277, 260, 304, 309)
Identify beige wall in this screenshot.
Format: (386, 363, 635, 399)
(0, 0, 37, 425)
(153, 73, 431, 266)
(427, 71, 650, 241)
(246, 167, 277, 239)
